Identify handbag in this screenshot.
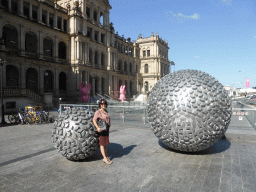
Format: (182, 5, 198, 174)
(97, 119, 108, 131)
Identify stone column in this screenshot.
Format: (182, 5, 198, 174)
(19, 25, 25, 55)
(99, 76, 102, 95)
(92, 76, 95, 97)
(107, 48, 111, 69)
(79, 40, 82, 62)
(53, 10, 57, 29)
(38, 31, 43, 59)
(87, 43, 89, 62)
(82, 0, 87, 18)
(18, 0, 24, 16)
(90, 2, 94, 21)
(99, 31, 101, 43)
(8, 0, 11, 12)
(46, 11, 49, 26)
(54, 36, 59, 62)
(97, 7, 100, 23)
(83, 20, 87, 36)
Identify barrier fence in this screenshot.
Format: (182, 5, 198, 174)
(59, 104, 148, 124)
(59, 102, 256, 128)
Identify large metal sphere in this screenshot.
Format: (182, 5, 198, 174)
(52, 107, 99, 160)
(147, 69, 232, 152)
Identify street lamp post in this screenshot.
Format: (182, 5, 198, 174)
(170, 61, 175, 73)
(0, 59, 6, 124)
(125, 40, 131, 103)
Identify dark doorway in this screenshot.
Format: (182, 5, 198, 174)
(44, 70, 53, 93)
(59, 72, 66, 93)
(26, 68, 38, 92)
(6, 65, 19, 88)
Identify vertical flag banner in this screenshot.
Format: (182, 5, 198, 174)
(246, 78, 250, 88)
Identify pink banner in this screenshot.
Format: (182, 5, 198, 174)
(246, 78, 250, 88)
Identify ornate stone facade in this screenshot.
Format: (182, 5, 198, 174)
(0, 0, 169, 108)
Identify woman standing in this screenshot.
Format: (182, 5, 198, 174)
(93, 99, 113, 165)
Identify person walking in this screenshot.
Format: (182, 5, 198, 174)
(93, 99, 113, 165)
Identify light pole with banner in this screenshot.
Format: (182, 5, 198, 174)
(125, 40, 131, 102)
(0, 59, 6, 124)
(170, 61, 175, 73)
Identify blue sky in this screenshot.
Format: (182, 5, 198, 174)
(109, 0, 256, 88)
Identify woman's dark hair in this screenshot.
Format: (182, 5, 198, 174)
(99, 98, 108, 108)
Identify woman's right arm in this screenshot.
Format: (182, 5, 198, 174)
(93, 110, 102, 132)
(93, 119, 102, 132)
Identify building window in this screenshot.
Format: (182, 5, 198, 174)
(63, 19, 67, 32)
(101, 34, 105, 44)
(6, 102, 16, 109)
(42, 10, 47, 24)
(93, 10, 97, 21)
(11, 0, 18, 13)
(145, 81, 148, 92)
(57, 17, 62, 30)
(87, 27, 92, 38)
(95, 31, 98, 42)
(49, 13, 54, 27)
(23, 1, 29, 17)
(58, 41, 67, 60)
(1, 0, 8, 9)
(147, 50, 150, 57)
(144, 64, 148, 73)
(143, 50, 146, 57)
(86, 7, 90, 19)
(32, 5, 38, 21)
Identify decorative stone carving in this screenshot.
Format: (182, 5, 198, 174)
(147, 69, 232, 152)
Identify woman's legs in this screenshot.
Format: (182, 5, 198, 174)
(100, 145, 108, 161)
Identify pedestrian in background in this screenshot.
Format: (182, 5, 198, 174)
(93, 99, 113, 165)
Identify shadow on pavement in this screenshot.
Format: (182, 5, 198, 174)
(85, 143, 137, 162)
(0, 122, 18, 127)
(158, 138, 231, 155)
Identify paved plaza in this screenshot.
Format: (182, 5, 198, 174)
(0, 111, 256, 192)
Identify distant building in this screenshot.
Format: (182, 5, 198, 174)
(136, 32, 170, 95)
(0, 0, 170, 112)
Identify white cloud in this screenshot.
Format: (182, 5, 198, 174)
(219, 0, 233, 5)
(166, 12, 200, 21)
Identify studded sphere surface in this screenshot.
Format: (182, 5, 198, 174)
(52, 107, 99, 160)
(147, 69, 232, 152)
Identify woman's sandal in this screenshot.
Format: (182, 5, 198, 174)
(103, 159, 112, 165)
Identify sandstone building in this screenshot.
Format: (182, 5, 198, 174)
(0, 0, 170, 112)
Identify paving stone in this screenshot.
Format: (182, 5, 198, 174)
(1, 119, 256, 191)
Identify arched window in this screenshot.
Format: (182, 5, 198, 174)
(95, 51, 98, 65)
(130, 81, 132, 95)
(100, 12, 104, 25)
(43, 37, 53, 58)
(118, 60, 122, 71)
(59, 72, 66, 92)
(25, 32, 37, 57)
(2, 25, 18, 50)
(119, 79, 122, 91)
(6, 65, 19, 87)
(101, 77, 104, 94)
(130, 62, 132, 73)
(101, 52, 105, 66)
(89, 48, 93, 63)
(26, 68, 38, 92)
(145, 81, 148, 92)
(124, 61, 127, 73)
(58, 41, 66, 60)
(95, 76, 99, 94)
(44, 70, 54, 93)
(144, 64, 148, 73)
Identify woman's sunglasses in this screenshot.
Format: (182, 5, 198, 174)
(100, 102, 106, 105)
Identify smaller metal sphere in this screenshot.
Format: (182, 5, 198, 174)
(147, 69, 232, 152)
(52, 107, 99, 160)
